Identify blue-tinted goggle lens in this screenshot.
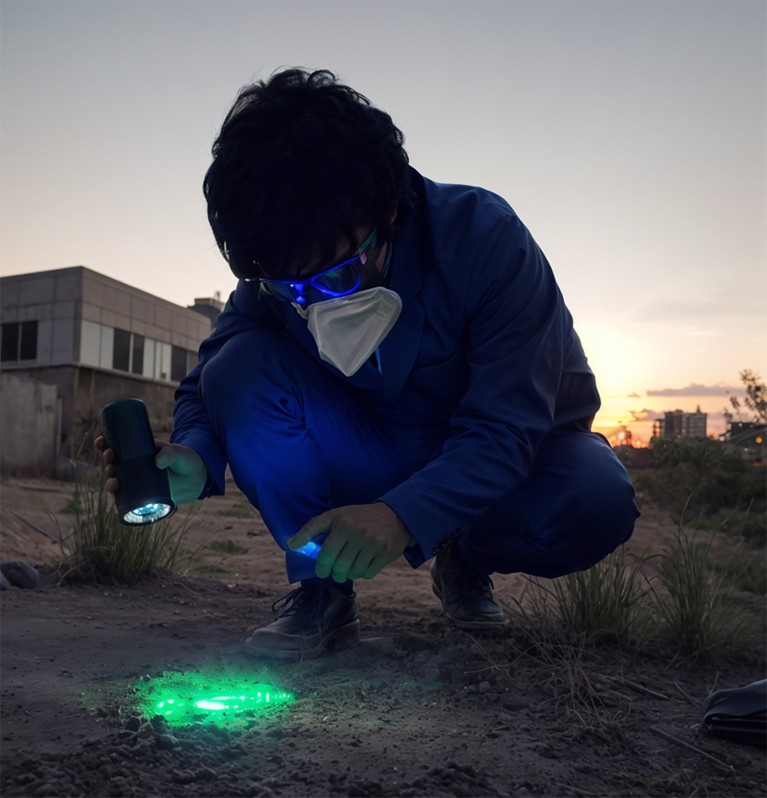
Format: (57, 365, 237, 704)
(257, 229, 377, 305)
(262, 259, 362, 304)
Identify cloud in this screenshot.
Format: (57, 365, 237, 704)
(628, 408, 663, 422)
(646, 383, 739, 397)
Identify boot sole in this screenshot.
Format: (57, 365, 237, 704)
(244, 618, 361, 660)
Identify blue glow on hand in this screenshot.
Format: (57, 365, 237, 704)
(295, 540, 321, 559)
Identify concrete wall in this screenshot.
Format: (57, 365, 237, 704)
(5, 364, 178, 460)
(71, 366, 177, 460)
(2, 266, 214, 463)
(0, 372, 59, 477)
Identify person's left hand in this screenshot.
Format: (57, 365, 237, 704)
(287, 502, 414, 583)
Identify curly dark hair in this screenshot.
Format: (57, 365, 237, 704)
(203, 67, 415, 280)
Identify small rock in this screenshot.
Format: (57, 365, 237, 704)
(360, 636, 395, 656)
(155, 733, 180, 750)
(124, 716, 142, 732)
(33, 783, 60, 797)
(502, 696, 531, 712)
(149, 715, 169, 732)
(0, 560, 39, 589)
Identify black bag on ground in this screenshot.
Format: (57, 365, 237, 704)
(701, 679, 767, 748)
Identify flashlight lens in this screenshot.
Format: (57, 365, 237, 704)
(123, 503, 173, 525)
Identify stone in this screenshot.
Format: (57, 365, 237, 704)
(0, 560, 39, 589)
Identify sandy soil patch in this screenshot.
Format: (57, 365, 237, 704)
(1, 477, 764, 797)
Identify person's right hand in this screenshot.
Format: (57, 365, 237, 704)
(95, 437, 208, 505)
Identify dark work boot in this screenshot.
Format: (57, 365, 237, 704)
(431, 541, 505, 630)
(244, 580, 360, 660)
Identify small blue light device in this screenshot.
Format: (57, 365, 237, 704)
(100, 398, 176, 526)
(294, 540, 321, 559)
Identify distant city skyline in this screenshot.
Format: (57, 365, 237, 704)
(2, 1, 765, 444)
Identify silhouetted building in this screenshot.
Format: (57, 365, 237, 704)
(657, 407, 707, 439)
(684, 406, 708, 439)
(1, 266, 218, 464)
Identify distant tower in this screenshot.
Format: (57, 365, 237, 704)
(662, 407, 707, 439)
(187, 294, 226, 328)
(663, 410, 685, 438)
(684, 405, 708, 439)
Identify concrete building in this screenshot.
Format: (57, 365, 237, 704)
(1, 266, 223, 473)
(656, 407, 708, 440)
(683, 406, 708, 439)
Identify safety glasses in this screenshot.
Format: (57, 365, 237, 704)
(255, 229, 378, 306)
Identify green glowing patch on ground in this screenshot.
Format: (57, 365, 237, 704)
(133, 670, 295, 728)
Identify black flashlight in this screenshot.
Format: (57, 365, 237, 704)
(100, 398, 176, 526)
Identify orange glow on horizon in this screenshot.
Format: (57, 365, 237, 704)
(593, 390, 733, 449)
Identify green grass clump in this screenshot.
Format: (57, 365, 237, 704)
(56, 477, 198, 584)
(706, 543, 766, 595)
(648, 526, 745, 659)
(550, 547, 651, 643)
(508, 529, 759, 661)
(519, 546, 650, 644)
(509, 547, 651, 649)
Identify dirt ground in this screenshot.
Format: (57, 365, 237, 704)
(0, 476, 764, 798)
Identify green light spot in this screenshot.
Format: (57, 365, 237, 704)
(196, 700, 228, 711)
(133, 669, 296, 729)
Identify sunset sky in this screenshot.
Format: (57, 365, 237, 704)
(1, 0, 765, 443)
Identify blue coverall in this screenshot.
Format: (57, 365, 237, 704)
(172, 169, 639, 583)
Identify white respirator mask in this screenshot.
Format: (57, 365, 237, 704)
(293, 286, 402, 377)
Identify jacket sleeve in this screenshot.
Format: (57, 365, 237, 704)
(170, 281, 279, 497)
(379, 216, 574, 565)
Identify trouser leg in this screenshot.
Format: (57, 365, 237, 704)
(199, 330, 441, 583)
(459, 429, 639, 578)
(200, 330, 637, 583)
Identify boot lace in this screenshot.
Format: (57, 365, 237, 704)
(271, 583, 323, 618)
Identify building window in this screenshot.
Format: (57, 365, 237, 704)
(171, 345, 189, 382)
(112, 328, 147, 375)
(1, 321, 38, 362)
(78, 319, 185, 382)
(131, 334, 144, 375)
(1, 323, 19, 362)
(113, 328, 131, 372)
(154, 341, 171, 381)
